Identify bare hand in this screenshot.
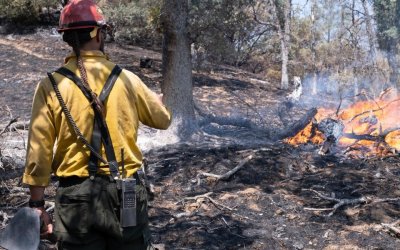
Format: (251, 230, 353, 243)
(157, 93, 164, 105)
(34, 207, 53, 239)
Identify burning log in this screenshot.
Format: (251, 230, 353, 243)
(342, 127, 400, 157)
(278, 108, 317, 140)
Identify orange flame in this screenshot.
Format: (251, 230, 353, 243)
(286, 89, 400, 157)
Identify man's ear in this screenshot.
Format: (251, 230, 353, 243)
(96, 29, 101, 42)
(61, 0, 69, 7)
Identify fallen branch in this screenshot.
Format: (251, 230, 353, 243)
(342, 127, 400, 156)
(197, 155, 253, 185)
(343, 126, 400, 142)
(181, 192, 235, 212)
(303, 189, 400, 217)
(350, 98, 400, 122)
(13, 120, 30, 131)
(382, 220, 400, 238)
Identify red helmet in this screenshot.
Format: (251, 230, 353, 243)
(58, 0, 106, 32)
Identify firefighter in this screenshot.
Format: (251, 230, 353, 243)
(22, 0, 171, 249)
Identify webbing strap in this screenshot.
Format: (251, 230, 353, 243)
(48, 73, 108, 165)
(88, 65, 122, 178)
(55, 68, 92, 101)
(52, 65, 122, 179)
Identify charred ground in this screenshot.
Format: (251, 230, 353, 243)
(0, 29, 399, 250)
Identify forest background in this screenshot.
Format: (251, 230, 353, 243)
(1, 1, 400, 249)
(1, 0, 398, 98)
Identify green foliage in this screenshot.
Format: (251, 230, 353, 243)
(0, 0, 395, 90)
(189, 0, 261, 66)
(373, 0, 398, 50)
(0, 0, 59, 24)
(102, 0, 162, 46)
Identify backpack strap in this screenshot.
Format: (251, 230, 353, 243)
(52, 65, 122, 180)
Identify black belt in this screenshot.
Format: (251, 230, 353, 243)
(58, 175, 101, 187)
(59, 173, 140, 188)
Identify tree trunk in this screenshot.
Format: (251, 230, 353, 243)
(280, 31, 290, 90)
(361, 0, 377, 61)
(387, 48, 399, 89)
(311, 0, 317, 95)
(282, 0, 291, 90)
(395, 0, 400, 90)
(161, 0, 197, 139)
(271, 0, 291, 90)
(373, 0, 399, 91)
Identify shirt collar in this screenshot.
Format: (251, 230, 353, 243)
(64, 50, 110, 63)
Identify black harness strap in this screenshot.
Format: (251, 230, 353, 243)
(48, 73, 108, 165)
(52, 65, 122, 179)
(88, 65, 122, 179)
(55, 67, 92, 101)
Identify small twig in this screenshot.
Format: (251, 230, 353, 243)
(368, 197, 400, 205)
(231, 212, 256, 222)
(229, 90, 267, 125)
(174, 211, 193, 219)
(303, 207, 334, 212)
(220, 216, 230, 228)
(46, 201, 55, 213)
(197, 155, 253, 185)
(335, 95, 343, 117)
(0, 117, 19, 136)
(379, 87, 394, 100)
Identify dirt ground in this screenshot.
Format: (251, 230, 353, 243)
(0, 27, 400, 250)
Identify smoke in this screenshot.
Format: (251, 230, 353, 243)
(137, 126, 180, 152)
(296, 69, 396, 111)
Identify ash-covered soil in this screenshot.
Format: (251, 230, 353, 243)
(146, 143, 400, 250)
(0, 28, 399, 250)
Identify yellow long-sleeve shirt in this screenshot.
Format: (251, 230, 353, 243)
(23, 50, 171, 186)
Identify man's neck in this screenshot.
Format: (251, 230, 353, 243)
(80, 38, 101, 51)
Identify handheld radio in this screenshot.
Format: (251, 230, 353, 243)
(119, 149, 137, 227)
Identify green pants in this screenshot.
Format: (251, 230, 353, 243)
(54, 175, 151, 250)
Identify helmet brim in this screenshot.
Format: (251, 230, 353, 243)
(57, 25, 99, 33)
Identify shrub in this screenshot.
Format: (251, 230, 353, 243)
(0, 0, 59, 25)
(102, 0, 162, 47)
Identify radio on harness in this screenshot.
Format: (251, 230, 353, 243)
(119, 178, 137, 227)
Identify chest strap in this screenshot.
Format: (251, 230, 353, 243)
(48, 65, 122, 180)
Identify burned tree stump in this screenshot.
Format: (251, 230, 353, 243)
(317, 118, 344, 155)
(140, 57, 153, 68)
